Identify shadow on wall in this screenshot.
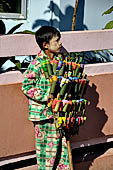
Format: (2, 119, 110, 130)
(85, 83, 108, 138)
(71, 83, 108, 142)
(32, 0, 112, 63)
(32, 0, 88, 31)
(71, 83, 108, 170)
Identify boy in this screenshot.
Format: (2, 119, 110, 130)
(22, 26, 70, 170)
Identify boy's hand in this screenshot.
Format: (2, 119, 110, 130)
(47, 94, 54, 104)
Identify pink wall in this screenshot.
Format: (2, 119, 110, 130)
(1, 71, 113, 159)
(71, 72, 113, 148)
(1, 29, 113, 57)
(0, 83, 35, 158)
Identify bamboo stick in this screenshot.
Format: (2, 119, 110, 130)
(72, 0, 79, 31)
(70, 1, 79, 169)
(67, 139, 74, 170)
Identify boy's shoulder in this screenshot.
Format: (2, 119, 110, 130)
(35, 50, 47, 62)
(31, 51, 45, 64)
(27, 51, 45, 69)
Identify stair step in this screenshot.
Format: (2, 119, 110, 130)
(16, 149, 113, 170)
(1, 142, 113, 170)
(74, 148, 113, 170)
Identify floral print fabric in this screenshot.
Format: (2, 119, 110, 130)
(35, 120, 70, 170)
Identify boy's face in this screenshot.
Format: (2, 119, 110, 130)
(47, 36, 62, 54)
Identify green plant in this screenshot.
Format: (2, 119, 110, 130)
(0, 20, 35, 72)
(102, 6, 113, 29)
(0, 21, 24, 70)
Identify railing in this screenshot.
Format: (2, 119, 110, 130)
(0, 29, 113, 164)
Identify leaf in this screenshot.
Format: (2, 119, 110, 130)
(7, 23, 24, 34)
(104, 20, 113, 29)
(10, 58, 21, 69)
(15, 30, 35, 34)
(15, 62, 21, 70)
(102, 6, 113, 16)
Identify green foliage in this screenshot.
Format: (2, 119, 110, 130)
(102, 6, 113, 29)
(7, 23, 24, 34)
(104, 20, 113, 29)
(102, 6, 113, 16)
(0, 20, 35, 72)
(16, 30, 35, 34)
(15, 62, 21, 70)
(0, 21, 24, 71)
(101, 5, 113, 61)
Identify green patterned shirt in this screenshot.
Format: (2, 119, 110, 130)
(22, 51, 53, 121)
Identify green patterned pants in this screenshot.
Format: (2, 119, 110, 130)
(34, 119, 70, 170)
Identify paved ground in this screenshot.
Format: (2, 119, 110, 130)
(0, 142, 113, 170)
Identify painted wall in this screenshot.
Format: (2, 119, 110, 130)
(1, 0, 113, 33)
(84, 0, 113, 30)
(1, 70, 113, 158)
(60, 0, 113, 31)
(2, 0, 52, 33)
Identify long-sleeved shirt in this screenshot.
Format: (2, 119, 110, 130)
(22, 51, 53, 122)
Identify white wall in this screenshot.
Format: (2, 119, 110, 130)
(2, 0, 113, 33)
(84, 0, 113, 30)
(60, 0, 113, 31)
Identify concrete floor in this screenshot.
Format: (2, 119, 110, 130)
(0, 142, 113, 170)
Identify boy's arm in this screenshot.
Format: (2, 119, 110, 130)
(22, 60, 50, 102)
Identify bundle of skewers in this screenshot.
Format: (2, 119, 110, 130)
(42, 53, 89, 170)
(42, 53, 89, 138)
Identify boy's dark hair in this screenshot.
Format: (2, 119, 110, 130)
(35, 26, 61, 50)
